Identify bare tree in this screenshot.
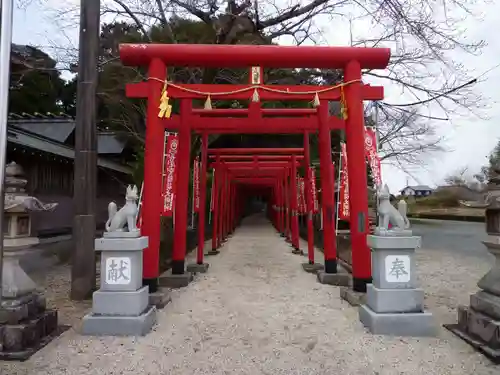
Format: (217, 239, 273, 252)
(372, 105, 444, 166)
(45, 0, 486, 161)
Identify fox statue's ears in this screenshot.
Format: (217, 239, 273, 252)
(126, 185, 132, 194)
(132, 185, 138, 194)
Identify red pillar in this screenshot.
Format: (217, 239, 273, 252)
(303, 132, 315, 264)
(285, 168, 292, 241)
(172, 99, 192, 274)
(142, 58, 166, 292)
(290, 155, 300, 252)
(211, 157, 220, 253)
(218, 168, 225, 246)
(197, 133, 208, 265)
(344, 60, 371, 292)
(318, 101, 338, 273)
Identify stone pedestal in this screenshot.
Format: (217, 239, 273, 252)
(0, 254, 60, 360)
(159, 269, 194, 288)
(445, 238, 500, 363)
(316, 270, 350, 286)
(301, 262, 324, 273)
(82, 235, 156, 336)
(186, 263, 210, 273)
(359, 234, 435, 337)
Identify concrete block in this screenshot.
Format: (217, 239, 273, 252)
(186, 263, 209, 273)
(340, 287, 366, 307)
(95, 236, 148, 251)
(366, 284, 424, 313)
(149, 288, 172, 309)
(317, 271, 350, 287)
(359, 304, 435, 337)
(206, 250, 220, 256)
(470, 291, 500, 320)
(159, 270, 194, 288)
(367, 235, 421, 250)
(100, 250, 143, 292)
(0, 310, 57, 352)
(371, 248, 417, 289)
(466, 308, 500, 348)
(92, 286, 149, 316)
(81, 306, 156, 337)
(301, 262, 324, 273)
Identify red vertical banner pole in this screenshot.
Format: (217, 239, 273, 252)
(197, 133, 208, 265)
(218, 167, 225, 247)
(172, 99, 192, 275)
(303, 132, 315, 264)
(210, 156, 220, 253)
(142, 58, 166, 292)
(277, 178, 283, 234)
(344, 60, 371, 292)
(318, 101, 338, 273)
(284, 168, 290, 242)
(290, 155, 300, 253)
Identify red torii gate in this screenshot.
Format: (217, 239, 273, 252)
(120, 43, 390, 293)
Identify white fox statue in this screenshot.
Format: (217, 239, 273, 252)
(105, 185, 139, 233)
(377, 184, 410, 232)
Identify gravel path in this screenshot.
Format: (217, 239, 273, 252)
(2, 215, 499, 374)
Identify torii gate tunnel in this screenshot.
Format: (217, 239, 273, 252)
(120, 43, 390, 293)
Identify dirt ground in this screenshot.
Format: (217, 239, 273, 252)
(1, 215, 498, 375)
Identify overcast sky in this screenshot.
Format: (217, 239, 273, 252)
(11, 1, 500, 193)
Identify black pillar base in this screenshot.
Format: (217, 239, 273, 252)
(143, 278, 158, 293)
(171, 260, 185, 275)
(352, 277, 372, 293)
(324, 259, 338, 274)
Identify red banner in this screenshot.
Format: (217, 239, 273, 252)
(193, 158, 200, 212)
(162, 133, 179, 216)
(339, 143, 350, 220)
(364, 127, 382, 186)
(297, 178, 306, 214)
(310, 168, 319, 213)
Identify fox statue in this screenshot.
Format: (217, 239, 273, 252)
(105, 185, 139, 233)
(377, 184, 410, 231)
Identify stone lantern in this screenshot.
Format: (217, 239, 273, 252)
(0, 161, 60, 360)
(446, 166, 500, 363)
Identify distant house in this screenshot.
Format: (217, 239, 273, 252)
(400, 185, 433, 197)
(7, 113, 135, 237)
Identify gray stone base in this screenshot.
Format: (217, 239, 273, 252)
(449, 304, 500, 359)
(317, 271, 350, 286)
(302, 263, 324, 273)
(186, 263, 210, 273)
(149, 288, 172, 309)
(81, 306, 156, 336)
(445, 323, 500, 364)
(0, 309, 60, 359)
(206, 250, 220, 256)
(359, 304, 435, 337)
(292, 248, 303, 255)
(340, 287, 366, 307)
(366, 284, 424, 313)
(159, 270, 194, 288)
(92, 286, 149, 316)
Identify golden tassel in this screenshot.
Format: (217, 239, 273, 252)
(158, 83, 172, 118)
(340, 86, 348, 120)
(312, 92, 320, 107)
(252, 88, 260, 102)
(204, 95, 212, 110)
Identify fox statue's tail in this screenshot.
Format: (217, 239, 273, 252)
(105, 202, 118, 232)
(397, 200, 410, 229)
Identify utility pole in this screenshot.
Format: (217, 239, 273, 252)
(71, 0, 100, 300)
(0, 0, 14, 303)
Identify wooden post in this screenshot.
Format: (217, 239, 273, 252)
(71, 0, 100, 300)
